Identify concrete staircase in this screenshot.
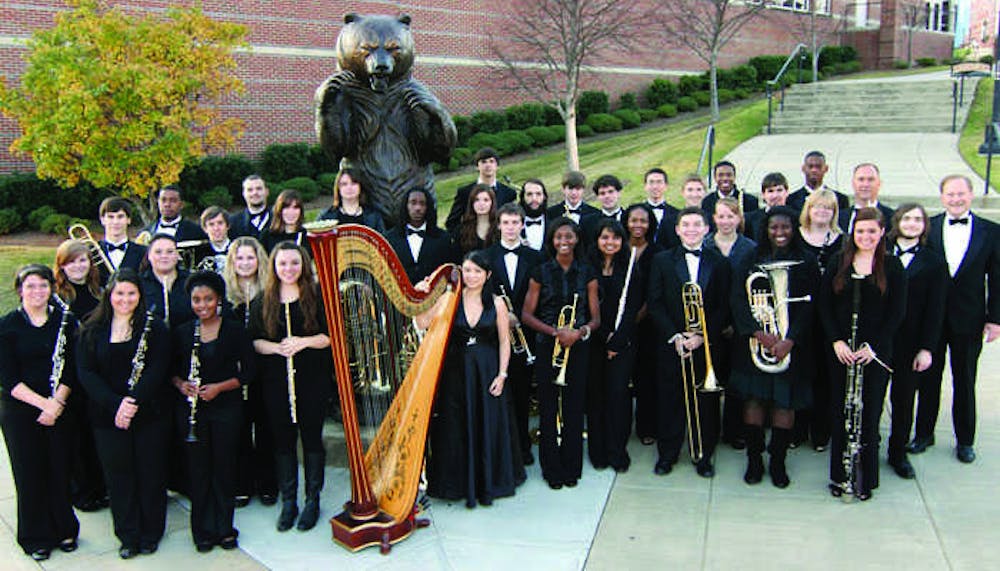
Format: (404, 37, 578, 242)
(769, 78, 978, 134)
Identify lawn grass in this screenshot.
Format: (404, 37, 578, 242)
(828, 65, 950, 81)
(0, 246, 57, 313)
(958, 78, 999, 195)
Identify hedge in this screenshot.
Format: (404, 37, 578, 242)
(29, 205, 58, 230)
(577, 124, 595, 138)
(505, 103, 549, 130)
(692, 92, 711, 107)
(260, 143, 315, 182)
(677, 97, 698, 112)
(577, 91, 609, 122)
(452, 147, 474, 166)
(679, 75, 707, 96)
(470, 110, 508, 134)
(638, 109, 659, 122)
(316, 172, 338, 192)
(585, 113, 623, 133)
(525, 125, 563, 147)
(279, 176, 320, 202)
(453, 115, 475, 147)
(198, 186, 233, 210)
(179, 154, 256, 206)
(495, 130, 535, 154)
(0, 208, 20, 235)
(646, 78, 680, 107)
(657, 104, 678, 118)
(618, 92, 638, 110)
(612, 109, 641, 129)
(0, 173, 112, 219)
(716, 88, 736, 104)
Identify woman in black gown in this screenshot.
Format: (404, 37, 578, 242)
(0, 265, 79, 561)
(315, 167, 386, 232)
(453, 185, 499, 255)
(261, 190, 310, 254)
(426, 250, 525, 507)
(625, 204, 662, 447)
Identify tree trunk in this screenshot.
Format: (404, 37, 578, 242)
(813, 50, 820, 83)
(710, 52, 720, 123)
(565, 108, 580, 171)
(907, 29, 913, 66)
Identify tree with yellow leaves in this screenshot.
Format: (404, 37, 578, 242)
(0, 0, 247, 223)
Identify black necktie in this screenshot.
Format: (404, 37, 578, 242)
(160, 220, 179, 229)
(684, 248, 702, 257)
(406, 227, 426, 238)
(106, 242, 127, 252)
(949, 217, 969, 225)
(525, 218, 543, 227)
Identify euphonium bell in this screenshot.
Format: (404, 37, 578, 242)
(745, 260, 812, 374)
(551, 293, 579, 386)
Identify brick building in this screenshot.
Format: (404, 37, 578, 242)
(961, 0, 998, 58)
(1, 1, 953, 173)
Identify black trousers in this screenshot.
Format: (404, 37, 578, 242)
(714, 332, 744, 443)
(236, 383, 276, 498)
(264, 378, 327, 458)
(656, 347, 720, 465)
(888, 347, 932, 460)
(508, 349, 535, 459)
(917, 327, 984, 446)
(179, 401, 242, 544)
(587, 341, 635, 471)
(537, 338, 588, 485)
(93, 414, 170, 549)
(633, 319, 659, 439)
(0, 405, 79, 554)
(67, 398, 107, 506)
(829, 364, 888, 495)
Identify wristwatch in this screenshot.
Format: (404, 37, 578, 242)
(580, 325, 591, 341)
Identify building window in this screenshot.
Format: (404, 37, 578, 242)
(770, 0, 829, 14)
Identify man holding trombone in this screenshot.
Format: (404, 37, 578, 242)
(647, 207, 731, 478)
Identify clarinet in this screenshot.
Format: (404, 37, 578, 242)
(185, 320, 202, 443)
(841, 275, 865, 501)
(285, 302, 298, 424)
(127, 312, 155, 393)
(49, 295, 72, 396)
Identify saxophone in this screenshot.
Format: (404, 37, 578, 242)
(49, 295, 72, 395)
(185, 320, 202, 443)
(127, 312, 155, 393)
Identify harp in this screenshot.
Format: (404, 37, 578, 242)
(306, 222, 460, 554)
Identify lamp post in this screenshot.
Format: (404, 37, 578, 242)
(979, 15, 1000, 155)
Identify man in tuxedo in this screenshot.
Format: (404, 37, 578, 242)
(744, 172, 790, 241)
(96, 197, 147, 284)
(445, 147, 518, 234)
(519, 179, 549, 251)
(911, 175, 1000, 463)
(582, 174, 626, 244)
(647, 207, 731, 478)
(702, 161, 759, 218)
(546, 171, 599, 225)
(787, 150, 850, 213)
(143, 185, 208, 242)
(632, 167, 679, 250)
(228, 174, 271, 239)
(385, 188, 459, 284)
(837, 163, 895, 234)
(486, 203, 543, 464)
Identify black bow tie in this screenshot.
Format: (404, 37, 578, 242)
(649, 203, 666, 210)
(503, 245, 521, 255)
(949, 217, 969, 226)
(896, 245, 920, 256)
(159, 220, 179, 229)
(106, 242, 127, 253)
(525, 218, 543, 227)
(565, 208, 580, 215)
(406, 227, 426, 237)
(684, 248, 702, 257)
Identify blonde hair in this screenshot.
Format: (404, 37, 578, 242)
(799, 189, 842, 234)
(224, 236, 269, 306)
(714, 197, 744, 234)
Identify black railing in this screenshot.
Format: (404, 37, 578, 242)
(985, 122, 999, 196)
(766, 43, 807, 135)
(696, 124, 716, 186)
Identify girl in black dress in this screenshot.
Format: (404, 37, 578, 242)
(224, 236, 276, 507)
(140, 234, 192, 329)
(54, 239, 101, 320)
(521, 217, 601, 490)
(454, 184, 499, 254)
(261, 190, 309, 253)
(730, 207, 818, 488)
(425, 251, 525, 507)
(624, 204, 662, 446)
(0, 265, 79, 561)
(76, 268, 171, 559)
(171, 271, 255, 552)
(250, 242, 331, 532)
(315, 167, 387, 232)
(819, 207, 906, 501)
(587, 219, 643, 473)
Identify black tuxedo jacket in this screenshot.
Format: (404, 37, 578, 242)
(484, 243, 542, 312)
(228, 208, 271, 240)
(837, 202, 895, 234)
(928, 213, 1000, 334)
(702, 188, 759, 218)
(581, 210, 626, 245)
(445, 181, 518, 234)
(787, 186, 850, 213)
(632, 202, 681, 251)
(545, 202, 600, 226)
(893, 246, 948, 354)
(647, 245, 731, 344)
(97, 240, 147, 284)
(144, 218, 207, 243)
(385, 225, 460, 285)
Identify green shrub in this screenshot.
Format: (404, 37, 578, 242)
(748, 55, 787, 85)
(280, 176, 320, 202)
(679, 75, 707, 96)
(979, 55, 994, 65)
(198, 186, 233, 210)
(431, 162, 445, 174)
(543, 105, 564, 126)
(453, 115, 475, 147)
(716, 89, 735, 104)
(576, 124, 595, 138)
(180, 154, 256, 206)
(638, 109, 659, 122)
(893, 60, 911, 70)
(466, 132, 502, 155)
(0, 173, 111, 219)
(915, 57, 937, 67)
(692, 92, 711, 107)
(40, 213, 73, 234)
(525, 125, 562, 147)
(577, 91, 609, 121)
(677, 97, 698, 113)
(618, 92, 638, 110)
(818, 46, 858, 68)
(505, 103, 548, 130)
(657, 104, 678, 118)
(470, 110, 508, 134)
(28, 205, 58, 230)
(612, 109, 641, 129)
(585, 113, 623, 133)
(0, 208, 20, 235)
(727, 64, 759, 90)
(446, 157, 460, 171)
(547, 124, 566, 139)
(646, 78, 679, 108)
(733, 88, 749, 100)
(821, 65, 837, 77)
(496, 130, 535, 154)
(452, 147, 474, 166)
(308, 145, 336, 175)
(260, 143, 314, 182)
(838, 61, 862, 74)
(316, 172, 338, 192)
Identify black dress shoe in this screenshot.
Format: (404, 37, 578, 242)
(695, 460, 715, 478)
(139, 542, 158, 555)
(547, 480, 563, 490)
(889, 457, 916, 479)
(119, 546, 138, 559)
(260, 493, 278, 506)
(613, 464, 630, 474)
(196, 542, 214, 553)
(219, 536, 239, 550)
(564, 479, 578, 488)
(957, 445, 976, 464)
(234, 495, 250, 508)
(654, 460, 673, 475)
(30, 549, 51, 561)
(59, 537, 79, 552)
(730, 437, 746, 451)
(906, 436, 935, 454)
(522, 451, 535, 466)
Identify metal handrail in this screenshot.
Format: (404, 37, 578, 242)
(766, 43, 808, 135)
(696, 124, 716, 186)
(985, 121, 999, 196)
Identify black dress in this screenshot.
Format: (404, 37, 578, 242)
(427, 299, 525, 506)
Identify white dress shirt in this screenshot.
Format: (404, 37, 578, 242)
(501, 240, 520, 287)
(523, 216, 544, 251)
(943, 211, 973, 277)
(406, 223, 427, 262)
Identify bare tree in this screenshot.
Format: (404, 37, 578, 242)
(492, 0, 644, 171)
(790, 1, 848, 82)
(899, 0, 929, 66)
(658, 0, 770, 122)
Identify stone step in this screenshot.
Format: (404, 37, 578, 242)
(769, 124, 955, 134)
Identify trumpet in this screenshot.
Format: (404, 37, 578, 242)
(135, 230, 152, 246)
(285, 302, 298, 424)
(499, 284, 535, 364)
(746, 260, 811, 373)
(551, 293, 578, 386)
(679, 282, 720, 462)
(68, 223, 115, 274)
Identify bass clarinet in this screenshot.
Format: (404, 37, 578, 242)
(185, 320, 203, 443)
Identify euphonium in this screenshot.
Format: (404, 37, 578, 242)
(68, 223, 115, 274)
(551, 293, 579, 386)
(500, 284, 535, 365)
(746, 260, 812, 373)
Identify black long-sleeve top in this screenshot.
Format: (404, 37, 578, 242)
(75, 318, 171, 428)
(529, 259, 596, 342)
(594, 261, 644, 353)
(140, 269, 193, 329)
(248, 291, 332, 397)
(170, 316, 256, 411)
(0, 307, 78, 414)
(316, 207, 386, 234)
(818, 253, 907, 362)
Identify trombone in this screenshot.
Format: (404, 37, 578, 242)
(68, 224, 114, 274)
(551, 293, 578, 386)
(679, 282, 721, 462)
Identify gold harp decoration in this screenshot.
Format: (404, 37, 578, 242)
(306, 222, 460, 554)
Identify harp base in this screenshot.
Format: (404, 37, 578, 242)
(330, 504, 429, 554)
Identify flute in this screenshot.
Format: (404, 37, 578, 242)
(285, 302, 298, 424)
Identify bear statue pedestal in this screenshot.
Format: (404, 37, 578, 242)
(330, 503, 430, 555)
